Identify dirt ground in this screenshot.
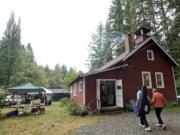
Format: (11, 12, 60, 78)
(75, 111, 180, 135)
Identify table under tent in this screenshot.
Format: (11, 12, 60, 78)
(6, 83, 50, 115)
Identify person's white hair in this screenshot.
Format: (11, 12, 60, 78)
(152, 88, 157, 92)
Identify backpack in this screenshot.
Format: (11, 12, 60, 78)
(130, 100, 140, 117)
(144, 96, 151, 114)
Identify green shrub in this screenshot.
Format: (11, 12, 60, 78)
(59, 98, 89, 116)
(59, 97, 71, 107)
(0, 88, 5, 108)
(124, 103, 132, 112)
(166, 101, 178, 108)
(80, 106, 89, 116)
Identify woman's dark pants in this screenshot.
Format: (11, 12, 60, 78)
(155, 107, 163, 124)
(140, 112, 149, 128)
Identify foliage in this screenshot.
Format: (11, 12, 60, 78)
(166, 0, 180, 95)
(87, 23, 113, 72)
(0, 102, 101, 135)
(87, 23, 105, 72)
(88, 0, 180, 91)
(46, 65, 82, 89)
(59, 98, 89, 116)
(0, 87, 5, 107)
(0, 12, 48, 88)
(0, 12, 82, 90)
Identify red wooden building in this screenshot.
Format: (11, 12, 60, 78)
(69, 27, 178, 111)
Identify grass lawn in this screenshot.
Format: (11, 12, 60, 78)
(0, 102, 101, 135)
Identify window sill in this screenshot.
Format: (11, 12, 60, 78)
(156, 86, 165, 89)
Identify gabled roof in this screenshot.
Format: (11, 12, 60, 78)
(98, 37, 178, 71)
(98, 53, 127, 71)
(69, 37, 178, 86)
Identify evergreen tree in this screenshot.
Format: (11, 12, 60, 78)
(109, 0, 125, 35)
(88, 23, 105, 71)
(166, 0, 180, 94)
(27, 43, 35, 63)
(63, 67, 82, 89)
(108, 0, 126, 57)
(0, 12, 21, 86)
(102, 21, 113, 64)
(0, 12, 49, 87)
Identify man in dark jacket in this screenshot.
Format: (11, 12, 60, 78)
(137, 86, 151, 131)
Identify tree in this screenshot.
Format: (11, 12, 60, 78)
(102, 21, 113, 63)
(109, 0, 125, 35)
(63, 67, 82, 89)
(88, 23, 105, 72)
(26, 43, 35, 63)
(9, 46, 48, 87)
(0, 87, 5, 107)
(166, 0, 180, 94)
(0, 12, 21, 86)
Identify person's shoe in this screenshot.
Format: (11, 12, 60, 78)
(145, 127, 152, 132)
(156, 123, 163, 127)
(139, 124, 145, 128)
(162, 124, 166, 130)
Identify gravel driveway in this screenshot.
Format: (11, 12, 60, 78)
(75, 111, 180, 135)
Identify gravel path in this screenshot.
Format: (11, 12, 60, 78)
(75, 111, 180, 135)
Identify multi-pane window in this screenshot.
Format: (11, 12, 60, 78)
(155, 72, 165, 88)
(142, 72, 152, 89)
(147, 50, 154, 60)
(79, 81, 83, 92)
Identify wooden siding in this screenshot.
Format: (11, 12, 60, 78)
(84, 40, 177, 110)
(70, 79, 84, 106)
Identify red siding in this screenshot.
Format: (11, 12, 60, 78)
(84, 41, 177, 110)
(70, 79, 84, 106)
(85, 69, 126, 110)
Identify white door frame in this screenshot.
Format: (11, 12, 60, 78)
(96, 79, 117, 110)
(115, 79, 124, 107)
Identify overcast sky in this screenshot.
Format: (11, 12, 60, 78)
(0, 0, 111, 72)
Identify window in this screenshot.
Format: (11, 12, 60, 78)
(79, 81, 83, 92)
(70, 86, 72, 93)
(147, 50, 154, 60)
(73, 83, 77, 96)
(155, 72, 165, 88)
(142, 72, 152, 89)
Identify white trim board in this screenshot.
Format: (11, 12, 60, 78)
(141, 71, 152, 89)
(172, 66, 178, 101)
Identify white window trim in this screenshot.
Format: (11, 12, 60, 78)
(73, 83, 77, 96)
(70, 86, 72, 93)
(142, 71, 152, 89)
(79, 81, 83, 92)
(155, 72, 165, 88)
(147, 50, 154, 61)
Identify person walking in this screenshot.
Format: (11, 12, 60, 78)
(151, 88, 166, 130)
(136, 85, 151, 131)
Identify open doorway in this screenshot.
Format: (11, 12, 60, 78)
(100, 80, 116, 107)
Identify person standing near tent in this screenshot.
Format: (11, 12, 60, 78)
(151, 88, 166, 130)
(136, 85, 151, 131)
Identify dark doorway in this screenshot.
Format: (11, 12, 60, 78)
(100, 81, 116, 107)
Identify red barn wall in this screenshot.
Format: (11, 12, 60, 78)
(70, 79, 84, 106)
(85, 41, 177, 110)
